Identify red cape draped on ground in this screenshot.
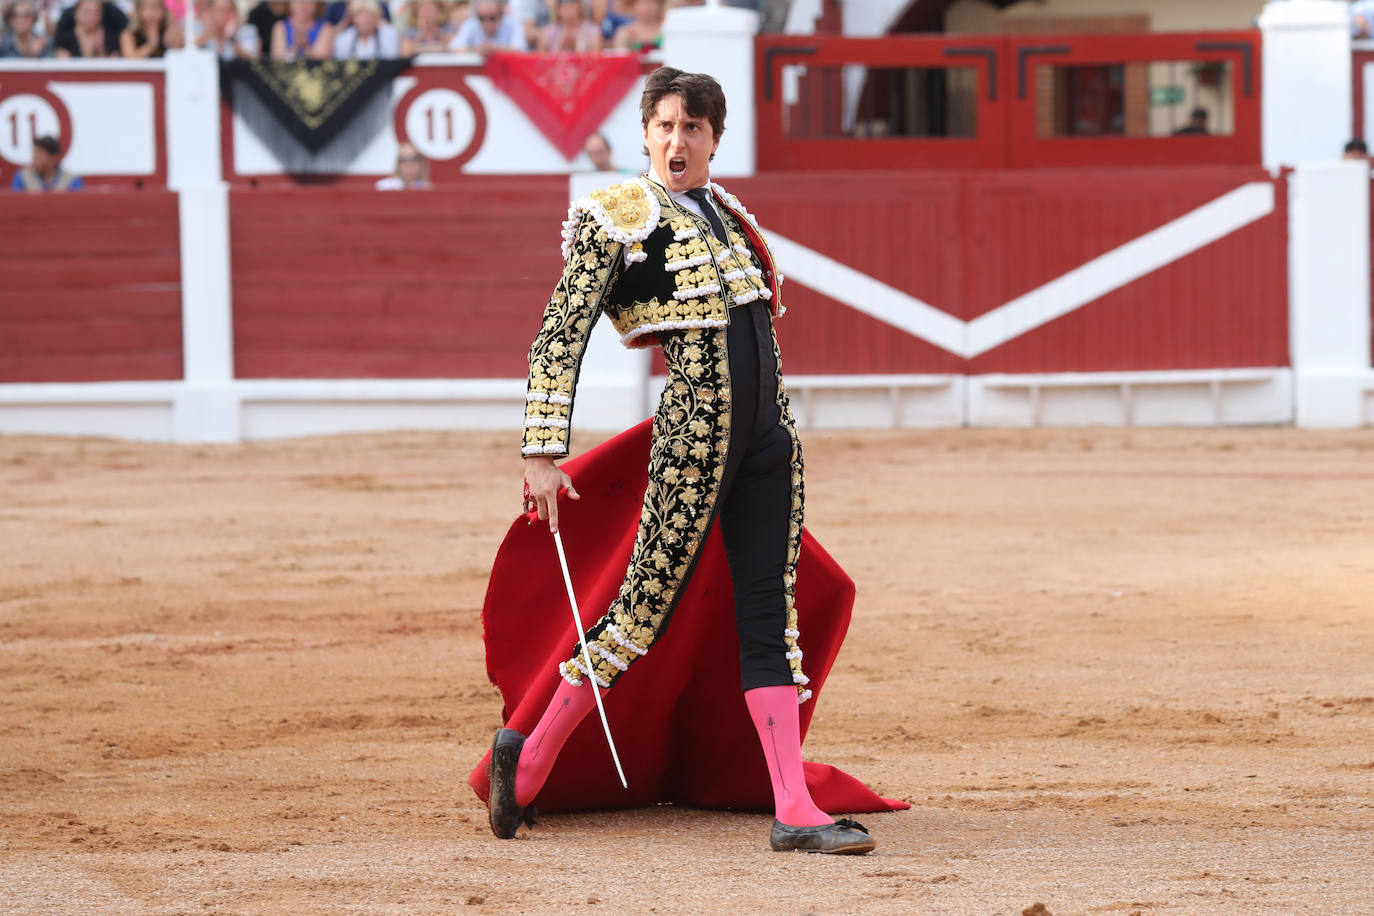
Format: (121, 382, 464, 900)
(469, 420, 908, 815)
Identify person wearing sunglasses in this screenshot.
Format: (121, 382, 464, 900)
(375, 142, 431, 190)
(447, 0, 525, 53)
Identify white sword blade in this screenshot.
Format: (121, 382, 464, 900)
(553, 528, 628, 789)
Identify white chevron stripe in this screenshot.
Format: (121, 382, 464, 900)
(765, 233, 965, 354)
(766, 182, 1276, 359)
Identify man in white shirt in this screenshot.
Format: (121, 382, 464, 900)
(448, 0, 525, 52)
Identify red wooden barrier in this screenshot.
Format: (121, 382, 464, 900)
(229, 169, 1286, 380)
(756, 31, 1261, 171)
(0, 193, 183, 382)
(1354, 49, 1374, 144)
(229, 178, 568, 378)
(723, 167, 1287, 374)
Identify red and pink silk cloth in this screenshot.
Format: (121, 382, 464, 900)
(469, 419, 909, 815)
(483, 52, 643, 160)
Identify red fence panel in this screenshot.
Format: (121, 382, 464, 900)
(0, 192, 183, 382)
(1354, 48, 1374, 146)
(1006, 31, 1261, 170)
(756, 31, 1261, 171)
(722, 166, 1287, 374)
(756, 34, 1008, 171)
(228, 178, 568, 379)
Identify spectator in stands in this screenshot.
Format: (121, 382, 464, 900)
(1, 0, 53, 56)
(399, 0, 450, 53)
(376, 142, 431, 189)
(119, 0, 183, 57)
(1352, 0, 1374, 38)
(449, 0, 525, 52)
(334, 0, 396, 55)
(448, 0, 467, 27)
(594, 0, 629, 41)
(1173, 107, 1209, 136)
(1343, 138, 1370, 161)
(12, 135, 83, 192)
(608, 0, 660, 52)
(537, 0, 598, 51)
(583, 131, 614, 170)
(196, 0, 260, 57)
(247, 0, 286, 53)
(271, 0, 332, 58)
(53, 0, 124, 56)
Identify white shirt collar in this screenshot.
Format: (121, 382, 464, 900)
(647, 168, 714, 219)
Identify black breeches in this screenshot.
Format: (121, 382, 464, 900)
(718, 302, 795, 692)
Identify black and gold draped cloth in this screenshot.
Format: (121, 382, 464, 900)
(221, 59, 412, 152)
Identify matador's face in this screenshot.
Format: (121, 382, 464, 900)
(644, 94, 720, 194)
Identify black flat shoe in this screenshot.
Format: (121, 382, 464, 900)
(769, 817, 876, 855)
(487, 728, 536, 839)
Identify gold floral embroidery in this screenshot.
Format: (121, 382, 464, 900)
(523, 213, 619, 456)
(559, 327, 733, 687)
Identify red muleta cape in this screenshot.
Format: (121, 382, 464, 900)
(469, 419, 908, 815)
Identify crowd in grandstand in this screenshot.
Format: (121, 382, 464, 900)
(0, 0, 703, 58)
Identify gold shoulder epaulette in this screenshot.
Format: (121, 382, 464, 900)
(560, 177, 662, 261)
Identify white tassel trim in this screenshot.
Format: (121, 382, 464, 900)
(560, 665, 583, 687)
(673, 283, 721, 301)
(526, 391, 571, 405)
(524, 417, 569, 429)
(784, 628, 800, 639)
(606, 624, 649, 657)
(733, 289, 761, 306)
(797, 689, 812, 704)
(711, 182, 761, 231)
(777, 305, 787, 317)
(733, 243, 750, 258)
(570, 655, 611, 688)
(665, 253, 713, 272)
(521, 443, 569, 456)
(626, 250, 648, 264)
(785, 648, 803, 661)
(792, 671, 811, 686)
(591, 642, 629, 672)
(561, 177, 661, 261)
(619, 317, 728, 346)
(720, 269, 749, 283)
(673, 227, 701, 241)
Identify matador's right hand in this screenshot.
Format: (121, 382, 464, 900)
(523, 456, 580, 534)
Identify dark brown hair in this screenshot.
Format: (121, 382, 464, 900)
(32, 135, 61, 156)
(639, 67, 726, 140)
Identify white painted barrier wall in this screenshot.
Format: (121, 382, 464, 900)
(1288, 162, 1374, 426)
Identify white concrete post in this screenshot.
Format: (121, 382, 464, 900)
(660, 4, 759, 177)
(1288, 161, 1372, 427)
(165, 49, 240, 442)
(566, 173, 654, 429)
(1259, 0, 1353, 171)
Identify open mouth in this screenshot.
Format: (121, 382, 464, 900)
(668, 157, 687, 179)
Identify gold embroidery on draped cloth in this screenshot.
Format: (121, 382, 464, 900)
(250, 60, 384, 129)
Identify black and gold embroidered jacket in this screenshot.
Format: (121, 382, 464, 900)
(522, 176, 784, 457)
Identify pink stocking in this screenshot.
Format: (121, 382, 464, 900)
(744, 685, 832, 827)
(513, 678, 596, 806)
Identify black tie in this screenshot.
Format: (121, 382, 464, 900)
(685, 187, 729, 245)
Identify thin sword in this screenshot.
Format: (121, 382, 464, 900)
(552, 528, 628, 789)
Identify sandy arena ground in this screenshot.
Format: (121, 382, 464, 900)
(2, 426, 1373, 915)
